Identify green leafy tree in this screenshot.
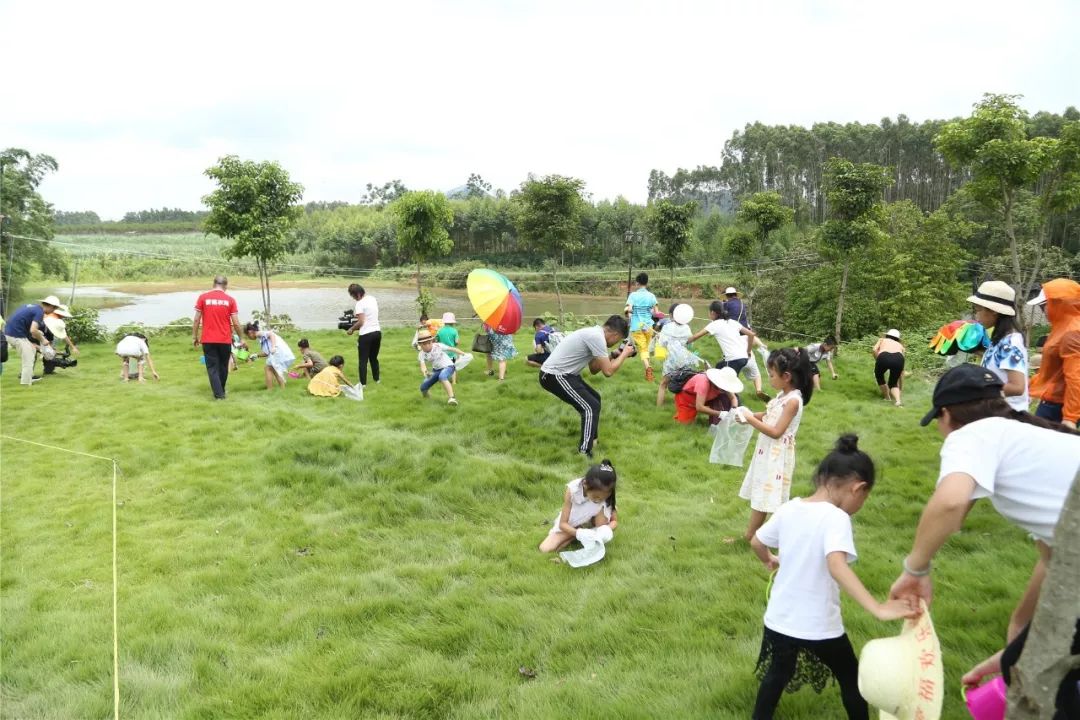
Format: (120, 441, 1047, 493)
(0, 148, 67, 308)
(464, 173, 493, 199)
(735, 191, 794, 322)
(360, 180, 408, 208)
(390, 190, 454, 298)
(515, 174, 586, 323)
(820, 158, 893, 341)
(202, 155, 304, 318)
(645, 199, 697, 298)
(937, 94, 1080, 327)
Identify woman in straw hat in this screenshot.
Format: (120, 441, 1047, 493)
(1027, 278, 1080, 428)
(968, 280, 1029, 412)
(890, 364, 1080, 718)
(672, 366, 742, 424)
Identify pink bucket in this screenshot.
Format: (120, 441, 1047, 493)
(966, 676, 1006, 720)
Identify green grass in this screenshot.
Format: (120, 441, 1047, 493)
(1, 329, 1035, 719)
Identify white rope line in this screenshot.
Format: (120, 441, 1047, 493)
(0, 435, 120, 720)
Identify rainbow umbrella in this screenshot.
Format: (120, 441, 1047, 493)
(928, 320, 990, 356)
(467, 268, 524, 335)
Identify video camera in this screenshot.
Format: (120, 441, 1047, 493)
(43, 351, 78, 374)
(337, 309, 356, 331)
(611, 339, 637, 360)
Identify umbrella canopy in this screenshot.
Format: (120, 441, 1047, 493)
(467, 268, 524, 335)
(928, 320, 990, 356)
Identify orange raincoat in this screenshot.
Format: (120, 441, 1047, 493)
(1029, 279, 1080, 423)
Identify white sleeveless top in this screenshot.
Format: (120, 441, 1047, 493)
(550, 477, 613, 532)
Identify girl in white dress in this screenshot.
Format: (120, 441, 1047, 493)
(244, 322, 296, 390)
(538, 460, 619, 553)
(738, 347, 814, 540)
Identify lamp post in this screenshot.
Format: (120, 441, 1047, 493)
(624, 229, 643, 294)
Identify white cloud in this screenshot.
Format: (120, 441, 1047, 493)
(2, 0, 1076, 218)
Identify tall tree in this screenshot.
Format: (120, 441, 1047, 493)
(202, 156, 304, 318)
(464, 173, 493, 198)
(360, 180, 408, 208)
(820, 158, 893, 341)
(937, 94, 1080, 328)
(515, 174, 586, 323)
(645, 199, 697, 298)
(0, 148, 66, 309)
(735, 191, 794, 322)
(390, 190, 454, 298)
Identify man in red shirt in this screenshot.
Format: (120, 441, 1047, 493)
(192, 276, 242, 399)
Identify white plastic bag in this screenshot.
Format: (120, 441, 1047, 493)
(340, 383, 364, 402)
(709, 410, 754, 467)
(453, 352, 474, 371)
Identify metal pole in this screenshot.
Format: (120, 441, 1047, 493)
(625, 230, 633, 294)
(69, 259, 79, 306)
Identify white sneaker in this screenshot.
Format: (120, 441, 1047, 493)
(447, 397, 458, 405)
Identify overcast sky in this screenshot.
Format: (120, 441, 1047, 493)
(2, 0, 1077, 219)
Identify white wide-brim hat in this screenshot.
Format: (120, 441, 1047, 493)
(41, 295, 62, 307)
(724, 286, 737, 295)
(885, 329, 901, 340)
(672, 303, 694, 325)
(442, 312, 456, 324)
(858, 602, 943, 720)
(967, 281, 1016, 316)
(44, 316, 68, 340)
(53, 304, 73, 318)
(705, 367, 744, 394)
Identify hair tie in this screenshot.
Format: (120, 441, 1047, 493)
(600, 463, 614, 471)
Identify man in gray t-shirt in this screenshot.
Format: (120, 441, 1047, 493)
(539, 315, 634, 457)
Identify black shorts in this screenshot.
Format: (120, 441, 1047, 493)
(808, 362, 821, 376)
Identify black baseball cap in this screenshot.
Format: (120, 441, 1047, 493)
(920, 364, 1005, 426)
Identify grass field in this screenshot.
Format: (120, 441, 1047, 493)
(54, 233, 230, 259)
(0, 327, 1036, 719)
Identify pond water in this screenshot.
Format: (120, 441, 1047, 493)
(61, 285, 628, 331)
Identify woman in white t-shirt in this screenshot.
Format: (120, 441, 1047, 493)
(346, 283, 382, 386)
(890, 364, 1080, 715)
(969, 280, 1029, 412)
(750, 435, 918, 719)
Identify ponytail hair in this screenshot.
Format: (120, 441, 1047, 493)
(814, 434, 876, 489)
(244, 321, 260, 334)
(583, 458, 617, 510)
(946, 397, 1079, 435)
(766, 347, 814, 406)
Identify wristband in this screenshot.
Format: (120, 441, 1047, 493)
(902, 556, 931, 576)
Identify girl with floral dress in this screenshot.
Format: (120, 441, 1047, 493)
(484, 323, 518, 381)
(737, 347, 815, 540)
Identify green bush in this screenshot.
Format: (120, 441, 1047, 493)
(64, 305, 107, 343)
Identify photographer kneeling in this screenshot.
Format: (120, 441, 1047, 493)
(539, 315, 634, 457)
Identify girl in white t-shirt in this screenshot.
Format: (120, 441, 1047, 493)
(538, 460, 619, 553)
(750, 435, 919, 720)
(686, 300, 756, 375)
(115, 332, 159, 382)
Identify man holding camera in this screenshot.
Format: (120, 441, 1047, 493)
(4, 295, 58, 386)
(539, 314, 634, 457)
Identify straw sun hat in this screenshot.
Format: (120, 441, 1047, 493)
(967, 280, 1016, 316)
(858, 602, 943, 720)
(705, 367, 744, 394)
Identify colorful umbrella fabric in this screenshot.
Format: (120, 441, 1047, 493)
(928, 320, 990, 356)
(466, 268, 524, 335)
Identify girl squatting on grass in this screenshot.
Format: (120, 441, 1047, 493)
(538, 460, 619, 553)
(737, 347, 814, 540)
(749, 435, 920, 720)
